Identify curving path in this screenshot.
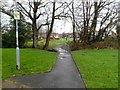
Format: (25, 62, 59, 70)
(3, 45, 86, 88)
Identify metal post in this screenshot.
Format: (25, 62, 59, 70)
(14, 0, 20, 70)
(16, 20, 20, 70)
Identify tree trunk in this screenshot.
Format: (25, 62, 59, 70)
(72, 0, 76, 43)
(32, 21, 38, 48)
(82, 2, 88, 44)
(43, 2, 55, 50)
(43, 30, 51, 50)
(73, 22, 76, 43)
(90, 2, 99, 42)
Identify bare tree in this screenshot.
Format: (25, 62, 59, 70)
(117, 2, 120, 47)
(65, 0, 76, 43)
(43, 1, 55, 50)
(43, 0, 71, 50)
(73, 0, 117, 44)
(72, 0, 76, 43)
(17, 0, 50, 48)
(0, 0, 49, 48)
(1, 0, 117, 49)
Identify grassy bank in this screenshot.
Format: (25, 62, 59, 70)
(72, 49, 118, 88)
(2, 48, 57, 80)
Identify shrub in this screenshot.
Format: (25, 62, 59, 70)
(2, 18, 31, 48)
(69, 36, 118, 51)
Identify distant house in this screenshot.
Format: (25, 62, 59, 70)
(51, 33, 60, 39)
(64, 32, 80, 38)
(38, 32, 60, 39)
(38, 32, 80, 40)
(66, 33, 73, 38)
(39, 33, 47, 39)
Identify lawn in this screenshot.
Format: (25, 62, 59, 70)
(2, 48, 57, 80)
(24, 38, 72, 48)
(49, 38, 72, 47)
(72, 49, 118, 88)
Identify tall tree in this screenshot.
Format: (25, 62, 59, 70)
(72, 0, 76, 43)
(1, 0, 49, 48)
(73, 0, 117, 44)
(43, 1, 55, 50)
(117, 2, 120, 48)
(43, 0, 71, 50)
(66, 0, 76, 43)
(17, 0, 49, 48)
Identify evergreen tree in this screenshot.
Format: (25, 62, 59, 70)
(2, 14, 31, 48)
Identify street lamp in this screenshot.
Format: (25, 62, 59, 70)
(13, 0, 20, 70)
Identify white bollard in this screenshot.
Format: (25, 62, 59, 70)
(16, 47, 20, 70)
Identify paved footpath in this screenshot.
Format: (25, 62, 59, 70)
(3, 45, 86, 88)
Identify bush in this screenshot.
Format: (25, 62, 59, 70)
(2, 19, 31, 48)
(69, 42, 92, 51)
(2, 31, 16, 48)
(69, 37, 118, 51)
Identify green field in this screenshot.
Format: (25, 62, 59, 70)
(24, 38, 72, 48)
(2, 47, 118, 88)
(49, 38, 72, 47)
(2, 48, 57, 80)
(72, 49, 118, 88)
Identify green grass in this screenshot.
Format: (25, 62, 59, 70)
(2, 48, 57, 80)
(72, 49, 118, 88)
(49, 38, 72, 47)
(24, 38, 73, 48)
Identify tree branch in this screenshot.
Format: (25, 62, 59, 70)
(1, 8, 14, 18)
(17, 2, 33, 20)
(37, 23, 49, 31)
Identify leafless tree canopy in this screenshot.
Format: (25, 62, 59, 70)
(0, 0, 118, 49)
(66, 0, 118, 44)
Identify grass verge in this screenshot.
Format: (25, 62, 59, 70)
(72, 49, 118, 88)
(2, 48, 57, 80)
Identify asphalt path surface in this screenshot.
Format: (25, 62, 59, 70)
(3, 45, 86, 88)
